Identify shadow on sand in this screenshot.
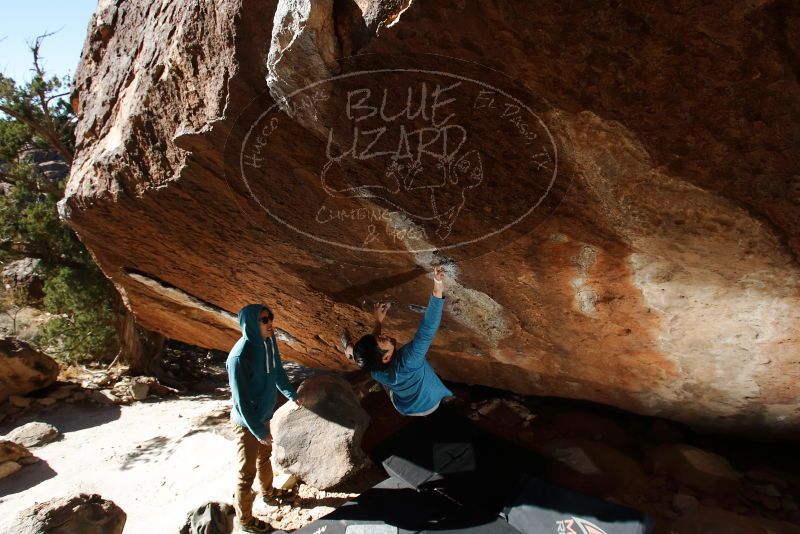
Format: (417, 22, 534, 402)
(0, 400, 122, 436)
(0, 459, 57, 497)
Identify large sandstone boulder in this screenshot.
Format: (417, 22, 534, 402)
(271, 375, 370, 489)
(6, 493, 126, 534)
(62, 0, 800, 436)
(0, 337, 59, 402)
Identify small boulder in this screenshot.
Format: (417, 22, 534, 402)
(546, 411, 630, 450)
(91, 389, 119, 405)
(129, 382, 149, 401)
(273, 471, 299, 491)
(133, 376, 175, 397)
(664, 505, 800, 534)
(0, 337, 59, 402)
(49, 387, 74, 401)
(70, 391, 88, 401)
(673, 493, 700, 514)
(542, 438, 648, 496)
(5, 422, 61, 448)
(6, 493, 126, 534)
(470, 398, 530, 440)
(783, 496, 798, 513)
(0, 439, 33, 462)
(9, 395, 32, 408)
(652, 443, 742, 497)
(0, 460, 22, 480)
(272, 375, 370, 490)
(647, 419, 686, 444)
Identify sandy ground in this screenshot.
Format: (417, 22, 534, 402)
(0, 394, 360, 533)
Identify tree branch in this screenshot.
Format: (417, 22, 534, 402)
(0, 240, 87, 270)
(44, 91, 70, 105)
(29, 34, 60, 146)
(0, 104, 72, 164)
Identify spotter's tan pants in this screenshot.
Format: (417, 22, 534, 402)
(232, 423, 273, 522)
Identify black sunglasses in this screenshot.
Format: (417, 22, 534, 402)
(260, 315, 273, 324)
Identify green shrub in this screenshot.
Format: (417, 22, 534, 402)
(0, 117, 32, 161)
(38, 265, 118, 364)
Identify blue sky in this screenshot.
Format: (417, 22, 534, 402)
(0, 0, 97, 83)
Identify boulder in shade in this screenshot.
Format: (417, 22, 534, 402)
(652, 443, 742, 497)
(0, 439, 33, 463)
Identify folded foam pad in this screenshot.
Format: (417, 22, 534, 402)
(502, 476, 653, 534)
(376, 410, 543, 514)
(283, 477, 462, 534)
(283, 477, 523, 534)
(375, 410, 480, 481)
(382, 440, 477, 490)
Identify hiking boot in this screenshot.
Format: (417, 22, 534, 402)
(239, 517, 271, 533)
(263, 487, 296, 506)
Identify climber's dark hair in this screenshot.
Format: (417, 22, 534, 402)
(352, 334, 389, 372)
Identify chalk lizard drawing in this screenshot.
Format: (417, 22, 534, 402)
(320, 148, 483, 240)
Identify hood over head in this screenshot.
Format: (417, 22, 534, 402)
(238, 303, 272, 343)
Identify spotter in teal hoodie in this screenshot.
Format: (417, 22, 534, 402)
(226, 304, 297, 440)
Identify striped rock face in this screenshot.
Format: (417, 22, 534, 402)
(64, 0, 800, 436)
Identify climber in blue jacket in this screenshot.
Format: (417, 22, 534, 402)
(342, 265, 453, 416)
(226, 303, 300, 533)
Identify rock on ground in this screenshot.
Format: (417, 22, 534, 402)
(0, 460, 22, 480)
(664, 505, 800, 534)
(272, 375, 370, 490)
(0, 337, 59, 402)
(9, 395, 32, 408)
(6, 493, 126, 534)
(541, 438, 648, 497)
(652, 443, 743, 497)
(129, 381, 149, 401)
(4, 422, 61, 448)
(0, 439, 33, 463)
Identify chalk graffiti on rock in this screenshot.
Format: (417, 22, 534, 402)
(234, 60, 561, 256)
(320, 82, 483, 240)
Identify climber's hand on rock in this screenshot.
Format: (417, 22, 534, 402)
(373, 302, 389, 323)
(340, 329, 355, 361)
(432, 265, 445, 297)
